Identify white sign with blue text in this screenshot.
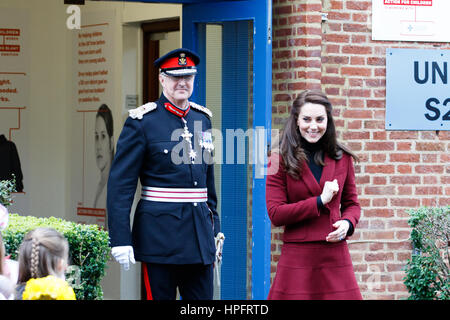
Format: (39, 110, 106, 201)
(386, 48, 449, 130)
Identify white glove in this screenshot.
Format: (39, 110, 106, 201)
(215, 233, 225, 264)
(214, 233, 225, 286)
(111, 246, 135, 271)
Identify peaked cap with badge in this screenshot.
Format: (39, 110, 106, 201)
(107, 48, 221, 299)
(154, 48, 200, 77)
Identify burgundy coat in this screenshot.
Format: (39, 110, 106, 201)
(266, 152, 360, 242)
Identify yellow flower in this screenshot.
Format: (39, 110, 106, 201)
(22, 275, 76, 300)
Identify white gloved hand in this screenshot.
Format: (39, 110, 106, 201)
(214, 232, 225, 264)
(214, 232, 225, 287)
(111, 246, 135, 271)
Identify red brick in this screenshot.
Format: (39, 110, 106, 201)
(343, 23, 369, 33)
(397, 186, 412, 195)
(371, 154, 386, 162)
(348, 120, 362, 129)
(396, 142, 412, 151)
(352, 13, 368, 22)
(363, 209, 394, 218)
(415, 165, 444, 174)
(274, 93, 291, 102)
(346, 1, 371, 10)
(367, 57, 385, 66)
(372, 131, 387, 140)
(327, 22, 342, 32)
(351, 34, 367, 43)
(348, 99, 365, 108)
(330, 0, 343, 10)
(389, 153, 420, 162)
(389, 132, 418, 139)
(324, 34, 350, 43)
(416, 142, 445, 151)
(297, 26, 322, 36)
(341, 67, 371, 77)
(422, 154, 437, 163)
(365, 165, 395, 174)
(390, 198, 420, 207)
(365, 142, 395, 151)
(415, 186, 442, 195)
(342, 131, 370, 140)
(365, 252, 394, 262)
(364, 120, 384, 129)
(322, 55, 349, 64)
(373, 176, 386, 185)
(397, 165, 412, 174)
(274, 5, 293, 15)
(365, 186, 395, 195)
(350, 57, 366, 66)
(372, 198, 387, 207)
(423, 175, 438, 184)
(342, 45, 372, 54)
(295, 3, 322, 12)
(390, 176, 420, 184)
(327, 12, 350, 20)
(350, 88, 371, 97)
(343, 109, 372, 118)
(364, 231, 395, 240)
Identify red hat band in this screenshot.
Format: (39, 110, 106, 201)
(160, 56, 196, 69)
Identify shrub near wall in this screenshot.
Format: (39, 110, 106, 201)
(3, 214, 110, 300)
(403, 206, 450, 300)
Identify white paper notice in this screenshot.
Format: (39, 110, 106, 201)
(372, 0, 450, 42)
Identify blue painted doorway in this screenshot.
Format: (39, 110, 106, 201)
(182, 0, 272, 300)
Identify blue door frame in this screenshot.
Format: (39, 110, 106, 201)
(182, 1, 272, 300)
(112, 0, 272, 299)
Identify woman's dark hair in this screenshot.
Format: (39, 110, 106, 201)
(280, 90, 359, 179)
(96, 104, 114, 158)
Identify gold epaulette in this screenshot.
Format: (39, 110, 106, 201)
(128, 102, 157, 119)
(190, 101, 212, 118)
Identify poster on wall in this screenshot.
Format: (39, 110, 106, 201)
(71, 10, 116, 228)
(386, 48, 449, 130)
(0, 8, 29, 214)
(372, 0, 450, 42)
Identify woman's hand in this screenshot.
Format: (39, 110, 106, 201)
(326, 220, 350, 242)
(320, 179, 339, 205)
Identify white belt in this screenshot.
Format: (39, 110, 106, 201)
(141, 186, 208, 203)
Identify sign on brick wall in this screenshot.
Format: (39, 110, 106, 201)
(386, 48, 449, 130)
(372, 0, 450, 42)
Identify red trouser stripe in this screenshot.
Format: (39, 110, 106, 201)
(142, 263, 153, 300)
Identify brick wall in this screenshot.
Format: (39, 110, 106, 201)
(271, 0, 450, 299)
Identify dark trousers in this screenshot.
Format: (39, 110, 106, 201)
(142, 262, 214, 300)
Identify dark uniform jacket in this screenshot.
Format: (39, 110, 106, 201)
(107, 94, 220, 265)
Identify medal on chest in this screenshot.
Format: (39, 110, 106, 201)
(181, 117, 196, 163)
(199, 131, 214, 153)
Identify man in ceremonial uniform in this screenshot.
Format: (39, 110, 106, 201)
(107, 48, 222, 300)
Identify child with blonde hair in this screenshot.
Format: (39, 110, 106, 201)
(16, 227, 76, 300)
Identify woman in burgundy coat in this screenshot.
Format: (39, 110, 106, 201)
(266, 90, 362, 300)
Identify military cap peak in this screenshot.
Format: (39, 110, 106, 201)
(154, 48, 200, 77)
